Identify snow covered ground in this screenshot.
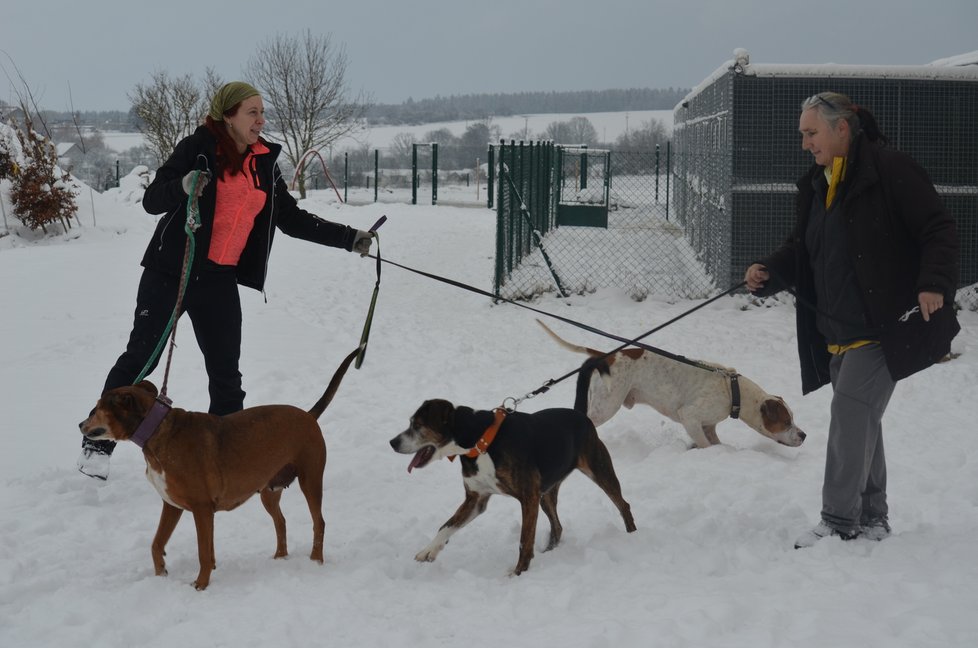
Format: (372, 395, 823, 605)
(1, 176, 977, 648)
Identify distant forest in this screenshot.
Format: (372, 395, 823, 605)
(2, 87, 687, 131)
(365, 87, 689, 125)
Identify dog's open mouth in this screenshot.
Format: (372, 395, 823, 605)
(408, 446, 436, 473)
(81, 426, 107, 439)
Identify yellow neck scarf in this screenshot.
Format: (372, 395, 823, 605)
(824, 156, 847, 209)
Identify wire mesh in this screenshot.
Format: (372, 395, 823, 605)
(494, 141, 716, 301)
(674, 69, 978, 291)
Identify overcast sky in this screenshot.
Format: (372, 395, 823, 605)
(2, 0, 977, 112)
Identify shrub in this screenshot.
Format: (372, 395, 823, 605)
(7, 115, 77, 233)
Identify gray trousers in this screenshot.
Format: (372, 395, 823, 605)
(821, 343, 896, 533)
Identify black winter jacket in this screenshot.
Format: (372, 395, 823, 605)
(754, 135, 960, 394)
(141, 126, 357, 292)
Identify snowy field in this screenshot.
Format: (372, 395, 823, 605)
(1, 174, 977, 648)
(101, 109, 674, 154)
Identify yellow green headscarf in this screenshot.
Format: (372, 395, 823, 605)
(208, 82, 260, 121)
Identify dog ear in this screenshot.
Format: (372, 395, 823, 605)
(760, 398, 791, 430)
(107, 390, 137, 411)
(134, 380, 159, 397)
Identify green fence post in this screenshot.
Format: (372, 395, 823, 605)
(431, 143, 438, 205)
(494, 142, 504, 297)
(556, 145, 564, 210)
(527, 141, 535, 232)
(487, 144, 495, 209)
(518, 140, 527, 256)
(665, 141, 671, 221)
(508, 140, 517, 273)
(411, 144, 418, 205)
(580, 144, 588, 190)
(655, 144, 661, 202)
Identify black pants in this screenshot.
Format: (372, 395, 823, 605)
(84, 265, 245, 455)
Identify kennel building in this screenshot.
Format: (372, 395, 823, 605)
(671, 49, 978, 289)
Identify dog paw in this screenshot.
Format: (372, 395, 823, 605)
(414, 547, 440, 562)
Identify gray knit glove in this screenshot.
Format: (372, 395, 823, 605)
(181, 171, 210, 199)
(352, 230, 375, 256)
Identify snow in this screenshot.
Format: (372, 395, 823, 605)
(346, 110, 675, 149)
(2, 173, 978, 648)
(96, 110, 675, 157)
(679, 48, 978, 109)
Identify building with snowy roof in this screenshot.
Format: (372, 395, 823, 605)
(671, 48, 978, 289)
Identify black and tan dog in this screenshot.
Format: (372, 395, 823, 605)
(78, 347, 360, 590)
(390, 399, 636, 575)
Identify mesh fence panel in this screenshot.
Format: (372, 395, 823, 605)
(674, 70, 978, 291)
(494, 141, 716, 301)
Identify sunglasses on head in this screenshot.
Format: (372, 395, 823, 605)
(812, 94, 838, 111)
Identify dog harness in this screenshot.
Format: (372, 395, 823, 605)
(449, 408, 507, 461)
(130, 396, 173, 449)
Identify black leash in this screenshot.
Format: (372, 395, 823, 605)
(369, 253, 747, 406)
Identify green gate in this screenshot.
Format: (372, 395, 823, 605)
(555, 146, 611, 228)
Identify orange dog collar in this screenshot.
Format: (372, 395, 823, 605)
(449, 408, 507, 461)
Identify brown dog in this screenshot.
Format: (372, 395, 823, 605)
(390, 399, 636, 575)
(78, 347, 360, 590)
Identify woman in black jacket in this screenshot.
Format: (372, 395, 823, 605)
(744, 92, 959, 548)
(78, 82, 374, 480)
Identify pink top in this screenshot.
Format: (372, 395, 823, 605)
(208, 141, 270, 266)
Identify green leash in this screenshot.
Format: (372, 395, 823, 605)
(133, 170, 205, 387)
(355, 215, 386, 369)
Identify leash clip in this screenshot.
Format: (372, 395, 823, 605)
(898, 306, 920, 322)
(501, 396, 520, 413)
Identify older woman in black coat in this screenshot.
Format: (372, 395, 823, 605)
(745, 91, 959, 548)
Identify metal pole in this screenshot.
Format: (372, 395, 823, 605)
(343, 152, 348, 203)
(655, 144, 660, 202)
(431, 143, 438, 205)
(580, 144, 588, 190)
(665, 141, 671, 221)
(412, 144, 418, 205)
(487, 145, 495, 209)
(374, 149, 379, 202)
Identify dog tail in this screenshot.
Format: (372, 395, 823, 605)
(535, 319, 604, 357)
(308, 346, 362, 420)
(574, 356, 611, 414)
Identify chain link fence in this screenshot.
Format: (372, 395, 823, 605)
(493, 140, 716, 301)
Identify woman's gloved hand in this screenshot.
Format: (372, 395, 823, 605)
(352, 230, 375, 256)
(182, 171, 210, 199)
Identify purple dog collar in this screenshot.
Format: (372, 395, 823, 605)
(131, 396, 172, 448)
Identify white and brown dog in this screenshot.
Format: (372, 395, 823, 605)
(538, 320, 806, 449)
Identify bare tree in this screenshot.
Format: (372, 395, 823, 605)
(128, 68, 222, 165)
(616, 118, 668, 151)
(388, 132, 415, 167)
(249, 31, 369, 198)
(540, 116, 598, 146)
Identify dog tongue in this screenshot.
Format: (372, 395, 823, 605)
(407, 446, 435, 473)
